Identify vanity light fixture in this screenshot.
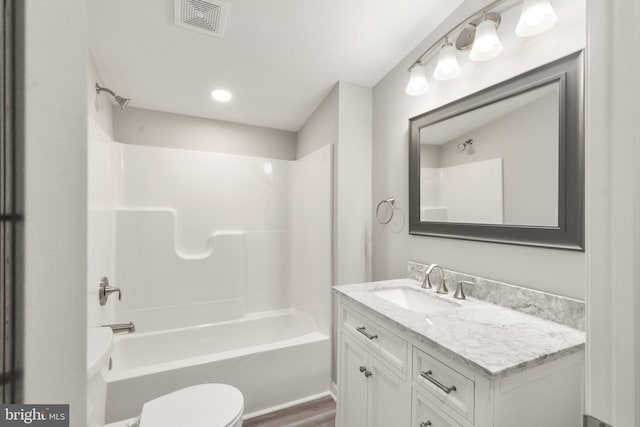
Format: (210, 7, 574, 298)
(515, 0, 558, 37)
(405, 63, 430, 96)
(469, 16, 503, 62)
(433, 38, 461, 81)
(405, 0, 558, 96)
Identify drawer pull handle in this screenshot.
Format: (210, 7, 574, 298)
(420, 370, 457, 394)
(356, 326, 378, 340)
(420, 422, 432, 427)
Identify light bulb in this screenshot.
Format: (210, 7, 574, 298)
(469, 19, 503, 62)
(405, 64, 429, 96)
(515, 0, 558, 37)
(433, 43, 461, 81)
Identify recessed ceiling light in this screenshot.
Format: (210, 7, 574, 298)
(211, 89, 232, 102)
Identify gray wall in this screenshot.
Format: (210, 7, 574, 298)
(21, 0, 87, 423)
(372, 0, 586, 300)
(113, 107, 297, 160)
(297, 85, 339, 159)
(297, 81, 372, 388)
(335, 82, 373, 286)
(88, 55, 114, 138)
(297, 82, 374, 286)
(420, 144, 441, 168)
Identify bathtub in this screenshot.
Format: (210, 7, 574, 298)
(105, 309, 331, 423)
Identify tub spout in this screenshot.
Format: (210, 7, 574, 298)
(103, 322, 136, 334)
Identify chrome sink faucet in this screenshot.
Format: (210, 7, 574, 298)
(422, 264, 448, 294)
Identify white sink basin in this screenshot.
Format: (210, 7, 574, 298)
(372, 286, 460, 313)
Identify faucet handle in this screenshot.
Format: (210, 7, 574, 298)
(454, 280, 473, 300)
(99, 277, 122, 305)
(421, 271, 432, 289)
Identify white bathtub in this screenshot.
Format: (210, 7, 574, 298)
(105, 309, 331, 423)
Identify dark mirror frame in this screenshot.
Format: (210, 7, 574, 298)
(409, 51, 584, 251)
(1, 0, 23, 401)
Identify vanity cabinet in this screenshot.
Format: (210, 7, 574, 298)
(336, 297, 584, 427)
(337, 333, 410, 427)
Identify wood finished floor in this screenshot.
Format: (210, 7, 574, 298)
(243, 396, 336, 427)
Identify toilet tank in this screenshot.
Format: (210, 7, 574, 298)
(87, 327, 113, 427)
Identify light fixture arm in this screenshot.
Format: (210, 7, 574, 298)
(407, 0, 511, 72)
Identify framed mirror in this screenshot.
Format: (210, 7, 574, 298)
(409, 51, 584, 251)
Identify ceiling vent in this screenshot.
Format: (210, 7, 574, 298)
(174, 0, 229, 37)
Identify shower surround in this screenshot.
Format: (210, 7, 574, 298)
(88, 120, 333, 419)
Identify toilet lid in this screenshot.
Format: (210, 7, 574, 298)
(139, 384, 244, 427)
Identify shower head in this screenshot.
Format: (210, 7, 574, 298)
(457, 139, 473, 152)
(96, 83, 131, 110)
(114, 95, 131, 109)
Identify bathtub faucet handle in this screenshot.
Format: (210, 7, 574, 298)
(99, 277, 121, 305)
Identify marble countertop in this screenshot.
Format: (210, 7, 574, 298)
(333, 279, 585, 378)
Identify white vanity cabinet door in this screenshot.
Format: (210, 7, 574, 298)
(337, 333, 369, 427)
(337, 331, 410, 427)
(412, 389, 463, 427)
(368, 356, 410, 427)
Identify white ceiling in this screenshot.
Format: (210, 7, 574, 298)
(89, 0, 461, 132)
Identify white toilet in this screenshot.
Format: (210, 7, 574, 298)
(88, 327, 244, 427)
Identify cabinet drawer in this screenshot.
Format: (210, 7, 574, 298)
(413, 348, 474, 423)
(412, 389, 463, 427)
(342, 304, 407, 374)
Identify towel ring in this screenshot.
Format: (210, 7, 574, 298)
(376, 198, 395, 224)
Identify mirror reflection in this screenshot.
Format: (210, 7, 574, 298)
(419, 82, 559, 226)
